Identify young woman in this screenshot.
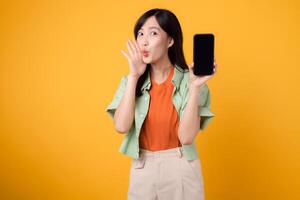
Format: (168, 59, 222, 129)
(106, 8, 217, 200)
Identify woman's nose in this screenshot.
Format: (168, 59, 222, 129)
(140, 38, 149, 46)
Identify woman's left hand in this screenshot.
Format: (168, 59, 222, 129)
(188, 58, 218, 90)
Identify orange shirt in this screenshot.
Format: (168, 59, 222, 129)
(139, 66, 182, 151)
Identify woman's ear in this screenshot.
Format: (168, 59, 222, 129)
(168, 38, 174, 48)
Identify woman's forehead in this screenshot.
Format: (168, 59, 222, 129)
(140, 17, 161, 30)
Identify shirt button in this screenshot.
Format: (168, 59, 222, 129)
(144, 97, 148, 100)
(140, 113, 144, 117)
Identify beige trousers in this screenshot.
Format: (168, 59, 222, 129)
(127, 147, 205, 200)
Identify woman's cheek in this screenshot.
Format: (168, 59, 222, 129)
(153, 47, 165, 61)
(149, 51, 159, 63)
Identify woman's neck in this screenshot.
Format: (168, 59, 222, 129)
(150, 59, 173, 83)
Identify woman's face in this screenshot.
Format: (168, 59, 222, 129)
(136, 16, 173, 64)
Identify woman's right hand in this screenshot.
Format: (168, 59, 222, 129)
(121, 39, 147, 79)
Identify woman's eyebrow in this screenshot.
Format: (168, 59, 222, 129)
(140, 26, 160, 30)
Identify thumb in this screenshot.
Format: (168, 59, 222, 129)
(188, 62, 194, 70)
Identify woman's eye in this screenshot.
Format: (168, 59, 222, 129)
(138, 31, 157, 37)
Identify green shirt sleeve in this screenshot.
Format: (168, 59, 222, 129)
(105, 75, 128, 119)
(198, 84, 215, 130)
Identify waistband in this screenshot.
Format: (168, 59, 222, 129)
(139, 147, 184, 159)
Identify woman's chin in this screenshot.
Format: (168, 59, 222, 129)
(142, 57, 152, 64)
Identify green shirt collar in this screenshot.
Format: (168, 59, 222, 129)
(141, 64, 188, 92)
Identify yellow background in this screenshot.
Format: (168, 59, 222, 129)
(1, 0, 299, 199)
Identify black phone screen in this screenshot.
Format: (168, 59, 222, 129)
(193, 34, 214, 76)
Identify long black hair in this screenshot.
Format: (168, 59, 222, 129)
(133, 8, 189, 97)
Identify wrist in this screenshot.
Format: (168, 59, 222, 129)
(189, 84, 201, 93)
(128, 74, 140, 81)
(188, 89, 199, 100)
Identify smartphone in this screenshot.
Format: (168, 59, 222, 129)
(193, 33, 215, 76)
